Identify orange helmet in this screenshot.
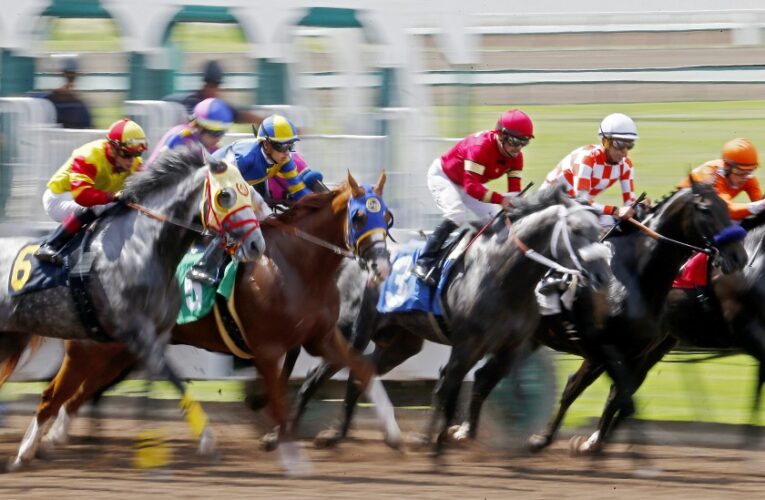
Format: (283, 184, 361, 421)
(106, 118, 148, 156)
(722, 138, 758, 170)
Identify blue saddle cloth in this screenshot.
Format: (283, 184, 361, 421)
(7, 241, 70, 297)
(377, 244, 457, 316)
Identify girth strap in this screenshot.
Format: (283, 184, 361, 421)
(66, 230, 111, 342)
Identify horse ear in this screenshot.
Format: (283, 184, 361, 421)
(210, 159, 227, 174)
(373, 170, 386, 196)
(688, 171, 699, 194)
(347, 170, 364, 198)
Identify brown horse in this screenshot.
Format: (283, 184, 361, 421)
(9, 172, 399, 475)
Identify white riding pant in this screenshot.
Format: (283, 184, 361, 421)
(42, 189, 110, 223)
(426, 159, 500, 226)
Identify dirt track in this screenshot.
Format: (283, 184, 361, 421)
(0, 410, 763, 500)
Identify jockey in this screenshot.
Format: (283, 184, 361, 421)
(411, 108, 533, 286)
(674, 138, 761, 289)
(35, 118, 148, 264)
(542, 113, 639, 226)
(267, 152, 325, 204)
(145, 97, 233, 167)
(677, 138, 763, 220)
(187, 114, 325, 286)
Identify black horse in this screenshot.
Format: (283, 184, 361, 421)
(518, 181, 747, 454)
(660, 212, 765, 434)
(287, 188, 614, 454)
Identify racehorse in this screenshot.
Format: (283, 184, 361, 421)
(512, 181, 748, 455)
(0, 148, 266, 470)
(7, 172, 399, 474)
(660, 213, 765, 436)
(286, 187, 614, 455)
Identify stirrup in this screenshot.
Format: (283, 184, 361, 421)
(187, 267, 220, 287)
(412, 264, 437, 287)
(34, 246, 63, 265)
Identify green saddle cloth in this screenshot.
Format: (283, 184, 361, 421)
(176, 249, 238, 324)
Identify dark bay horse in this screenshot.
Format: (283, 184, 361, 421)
(510, 181, 748, 455)
(9, 172, 399, 474)
(0, 149, 266, 470)
(289, 188, 614, 455)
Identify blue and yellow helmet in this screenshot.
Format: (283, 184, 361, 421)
(256, 114, 299, 144)
(192, 98, 234, 132)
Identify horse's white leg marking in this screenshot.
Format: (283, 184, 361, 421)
(45, 406, 73, 446)
(364, 377, 401, 446)
(9, 417, 44, 470)
(277, 440, 311, 477)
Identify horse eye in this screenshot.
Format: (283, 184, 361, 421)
(353, 211, 367, 231)
(217, 188, 236, 210)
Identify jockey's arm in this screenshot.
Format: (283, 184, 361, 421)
(463, 161, 503, 204)
(277, 159, 311, 200)
(69, 158, 115, 206)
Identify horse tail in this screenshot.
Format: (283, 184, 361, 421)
(0, 334, 42, 386)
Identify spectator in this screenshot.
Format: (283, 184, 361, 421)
(43, 56, 93, 129)
(164, 60, 264, 126)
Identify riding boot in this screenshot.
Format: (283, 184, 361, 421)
(34, 208, 96, 265)
(411, 218, 458, 287)
(187, 238, 228, 287)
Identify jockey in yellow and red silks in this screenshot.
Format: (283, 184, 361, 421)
(35, 119, 148, 264)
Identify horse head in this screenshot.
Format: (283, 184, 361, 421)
(654, 179, 746, 274)
(345, 171, 393, 283)
(202, 156, 266, 261)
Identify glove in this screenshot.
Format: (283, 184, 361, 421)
(113, 190, 135, 205)
(300, 169, 327, 192)
(748, 199, 765, 215)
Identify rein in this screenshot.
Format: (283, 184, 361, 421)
(625, 217, 716, 255)
(127, 202, 208, 236)
(504, 205, 588, 277)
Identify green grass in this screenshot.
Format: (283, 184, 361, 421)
(441, 100, 765, 205)
(2, 353, 762, 429)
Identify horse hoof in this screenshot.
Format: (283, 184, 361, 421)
(259, 432, 279, 452)
(6, 457, 25, 473)
(405, 432, 431, 451)
(527, 433, 551, 453)
(448, 423, 471, 443)
(569, 435, 601, 456)
(314, 429, 342, 449)
(198, 428, 217, 457)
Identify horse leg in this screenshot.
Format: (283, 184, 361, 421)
(452, 343, 527, 442)
(246, 346, 301, 412)
(8, 341, 113, 470)
(118, 322, 215, 457)
(49, 347, 136, 446)
(252, 353, 310, 476)
(431, 340, 483, 458)
(311, 327, 406, 450)
(735, 319, 765, 446)
(573, 339, 673, 455)
(527, 358, 605, 452)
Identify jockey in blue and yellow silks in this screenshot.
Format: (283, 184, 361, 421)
(145, 98, 234, 168)
(188, 114, 324, 286)
(211, 114, 314, 201)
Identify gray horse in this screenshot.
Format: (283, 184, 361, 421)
(0, 148, 265, 469)
(288, 188, 613, 454)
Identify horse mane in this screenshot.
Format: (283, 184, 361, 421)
(262, 182, 349, 228)
(120, 147, 206, 202)
(648, 187, 682, 214)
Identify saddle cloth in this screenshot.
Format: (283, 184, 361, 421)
(176, 248, 238, 324)
(7, 235, 84, 297)
(377, 238, 464, 317)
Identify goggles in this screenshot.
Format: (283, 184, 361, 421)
(502, 134, 531, 148)
(202, 129, 227, 139)
(729, 165, 756, 178)
(118, 149, 143, 159)
(269, 140, 297, 153)
(610, 139, 635, 151)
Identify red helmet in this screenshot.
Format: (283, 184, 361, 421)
(496, 109, 534, 138)
(106, 119, 148, 155)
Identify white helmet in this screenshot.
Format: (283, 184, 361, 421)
(598, 113, 638, 140)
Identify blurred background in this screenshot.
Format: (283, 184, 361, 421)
(1, 0, 765, 435)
